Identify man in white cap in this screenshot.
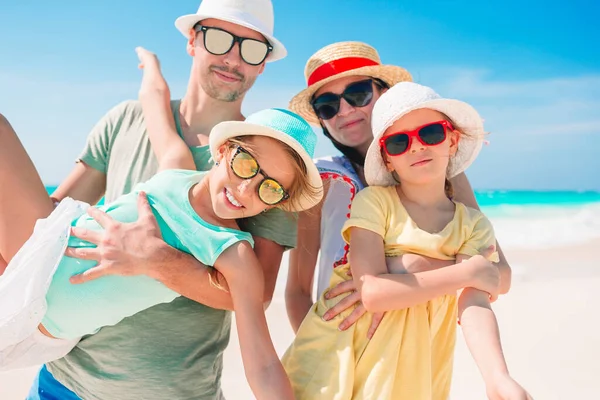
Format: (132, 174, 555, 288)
(26, 1, 291, 399)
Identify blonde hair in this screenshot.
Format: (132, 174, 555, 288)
(440, 112, 483, 200)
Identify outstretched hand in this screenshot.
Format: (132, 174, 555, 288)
(67, 192, 171, 284)
(135, 46, 171, 101)
(136, 46, 160, 70)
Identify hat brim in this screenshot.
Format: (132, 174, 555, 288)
(209, 122, 323, 212)
(174, 14, 287, 62)
(365, 98, 485, 187)
(289, 65, 413, 125)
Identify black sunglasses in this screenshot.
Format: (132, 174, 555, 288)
(311, 79, 383, 120)
(229, 146, 289, 205)
(194, 24, 272, 66)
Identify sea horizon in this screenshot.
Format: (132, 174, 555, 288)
(44, 186, 600, 251)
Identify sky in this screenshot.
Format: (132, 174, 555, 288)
(0, 0, 598, 190)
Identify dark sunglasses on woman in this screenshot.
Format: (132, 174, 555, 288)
(311, 79, 387, 120)
(194, 24, 272, 66)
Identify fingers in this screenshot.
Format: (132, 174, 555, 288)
(64, 246, 102, 261)
(367, 312, 385, 339)
(479, 244, 496, 259)
(69, 264, 110, 284)
(322, 291, 360, 321)
(489, 291, 499, 303)
(324, 279, 356, 300)
(87, 207, 115, 229)
(135, 48, 159, 69)
(70, 227, 102, 244)
(135, 46, 149, 60)
(136, 192, 157, 223)
(338, 303, 366, 331)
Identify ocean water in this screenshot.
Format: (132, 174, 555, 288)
(46, 186, 600, 250)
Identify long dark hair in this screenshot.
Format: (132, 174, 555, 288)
(317, 78, 390, 167)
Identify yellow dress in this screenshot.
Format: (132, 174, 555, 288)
(282, 186, 499, 400)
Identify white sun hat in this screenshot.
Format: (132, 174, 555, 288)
(174, 0, 287, 62)
(365, 82, 485, 187)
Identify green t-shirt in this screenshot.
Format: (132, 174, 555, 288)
(46, 100, 297, 400)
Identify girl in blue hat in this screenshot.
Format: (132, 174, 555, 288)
(0, 47, 319, 400)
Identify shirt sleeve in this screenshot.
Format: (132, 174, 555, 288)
(77, 100, 133, 173)
(341, 187, 388, 243)
(238, 208, 298, 250)
(457, 214, 500, 262)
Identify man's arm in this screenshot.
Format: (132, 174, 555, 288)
(451, 172, 512, 294)
(148, 227, 283, 310)
(67, 192, 282, 310)
(51, 162, 106, 205)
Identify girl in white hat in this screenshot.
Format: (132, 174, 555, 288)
(0, 48, 322, 400)
(282, 82, 531, 399)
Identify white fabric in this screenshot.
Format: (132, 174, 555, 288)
(365, 82, 485, 186)
(0, 328, 78, 372)
(315, 156, 364, 298)
(0, 197, 89, 370)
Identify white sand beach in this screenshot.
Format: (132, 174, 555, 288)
(1, 239, 598, 399)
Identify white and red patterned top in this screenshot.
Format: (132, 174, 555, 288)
(315, 155, 365, 298)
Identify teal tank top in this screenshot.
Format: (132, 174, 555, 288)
(42, 169, 253, 339)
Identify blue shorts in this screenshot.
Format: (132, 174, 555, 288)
(26, 365, 80, 400)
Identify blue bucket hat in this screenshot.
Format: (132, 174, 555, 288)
(209, 108, 323, 211)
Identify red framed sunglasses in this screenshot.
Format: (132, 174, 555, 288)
(379, 120, 454, 156)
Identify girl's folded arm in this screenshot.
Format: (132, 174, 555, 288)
(349, 227, 483, 313)
(214, 241, 294, 400)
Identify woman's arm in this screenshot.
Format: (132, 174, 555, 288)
(348, 227, 500, 313)
(451, 172, 512, 294)
(215, 241, 294, 400)
(285, 180, 328, 332)
(136, 48, 196, 172)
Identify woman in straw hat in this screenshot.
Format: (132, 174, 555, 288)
(285, 41, 411, 334)
(282, 81, 531, 399)
(285, 42, 513, 337)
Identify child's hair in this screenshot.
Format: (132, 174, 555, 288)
(225, 135, 321, 212)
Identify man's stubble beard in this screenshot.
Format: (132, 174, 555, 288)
(201, 66, 257, 102)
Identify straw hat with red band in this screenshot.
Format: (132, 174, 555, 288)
(289, 41, 413, 125)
